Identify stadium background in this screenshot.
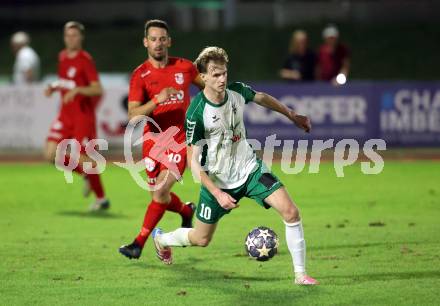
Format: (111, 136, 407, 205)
(1, 1, 439, 305)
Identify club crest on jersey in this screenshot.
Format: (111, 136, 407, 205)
(67, 67, 77, 78)
(174, 73, 184, 85)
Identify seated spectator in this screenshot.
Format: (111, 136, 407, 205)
(280, 30, 316, 82)
(10, 31, 40, 84)
(317, 24, 350, 85)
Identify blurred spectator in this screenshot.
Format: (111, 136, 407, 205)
(317, 24, 350, 85)
(10, 31, 40, 84)
(280, 30, 316, 82)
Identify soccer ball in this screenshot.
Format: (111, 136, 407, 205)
(245, 226, 279, 261)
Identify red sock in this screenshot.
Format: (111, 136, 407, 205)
(61, 156, 83, 175)
(166, 192, 193, 219)
(87, 173, 105, 199)
(135, 201, 167, 247)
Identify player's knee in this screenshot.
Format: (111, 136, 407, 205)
(283, 205, 300, 223)
(153, 189, 170, 203)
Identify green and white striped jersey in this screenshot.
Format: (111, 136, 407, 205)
(185, 82, 259, 189)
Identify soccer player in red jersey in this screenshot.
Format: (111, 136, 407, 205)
(44, 21, 109, 211)
(118, 20, 204, 260)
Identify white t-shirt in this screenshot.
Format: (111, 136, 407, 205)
(13, 46, 40, 84)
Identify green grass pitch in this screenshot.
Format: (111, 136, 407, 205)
(1, 161, 439, 305)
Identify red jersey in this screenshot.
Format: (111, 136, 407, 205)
(317, 43, 350, 81)
(128, 57, 198, 144)
(56, 49, 100, 118)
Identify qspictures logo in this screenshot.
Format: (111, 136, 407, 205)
(54, 116, 387, 190)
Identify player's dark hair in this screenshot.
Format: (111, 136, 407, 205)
(64, 21, 85, 34)
(144, 19, 169, 37)
(194, 46, 229, 73)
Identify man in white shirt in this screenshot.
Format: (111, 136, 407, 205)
(11, 31, 40, 84)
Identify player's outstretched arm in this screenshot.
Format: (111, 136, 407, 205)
(253, 92, 311, 133)
(187, 145, 237, 210)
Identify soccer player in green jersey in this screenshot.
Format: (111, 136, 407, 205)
(152, 46, 318, 285)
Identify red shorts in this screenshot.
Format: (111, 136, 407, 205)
(143, 139, 187, 186)
(47, 112, 96, 153)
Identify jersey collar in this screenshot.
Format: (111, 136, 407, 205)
(202, 90, 229, 108)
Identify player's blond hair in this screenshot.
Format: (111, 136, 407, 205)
(194, 46, 229, 73)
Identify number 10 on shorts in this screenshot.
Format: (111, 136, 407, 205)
(199, 203, 211, 220)
(167, 153, 182, 163)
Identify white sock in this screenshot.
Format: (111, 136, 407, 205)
(284, 220, 306, 274)
(158, 228, 192, 247)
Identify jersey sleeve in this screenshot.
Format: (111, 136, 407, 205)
(83, 57, 99, 83)
(228, 82, 256, 104)
(128, 70, 146, 102)
(185, 100, 205, 146)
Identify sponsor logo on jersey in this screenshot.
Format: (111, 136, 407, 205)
(162, 90, 185, 105)
(174, 73, 184, 85)
(67, 67, 77, 78)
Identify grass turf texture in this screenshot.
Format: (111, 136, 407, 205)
(1, 161, 439, 305)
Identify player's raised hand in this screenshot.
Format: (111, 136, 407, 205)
(156, 87, 179, 104)
(290, 111, 311, 133)
(63, 88, 78, 104)
(213, 190, 238, 210)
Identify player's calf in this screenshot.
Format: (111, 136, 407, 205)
(188, 230, 212, 247)
(43, 148, 56, 163)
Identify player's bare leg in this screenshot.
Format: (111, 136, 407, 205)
(119, 169, 195, 260)
(264, 187, 318, 285)
(43, 140, 58, 163)
(188, 219, 217, 247)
